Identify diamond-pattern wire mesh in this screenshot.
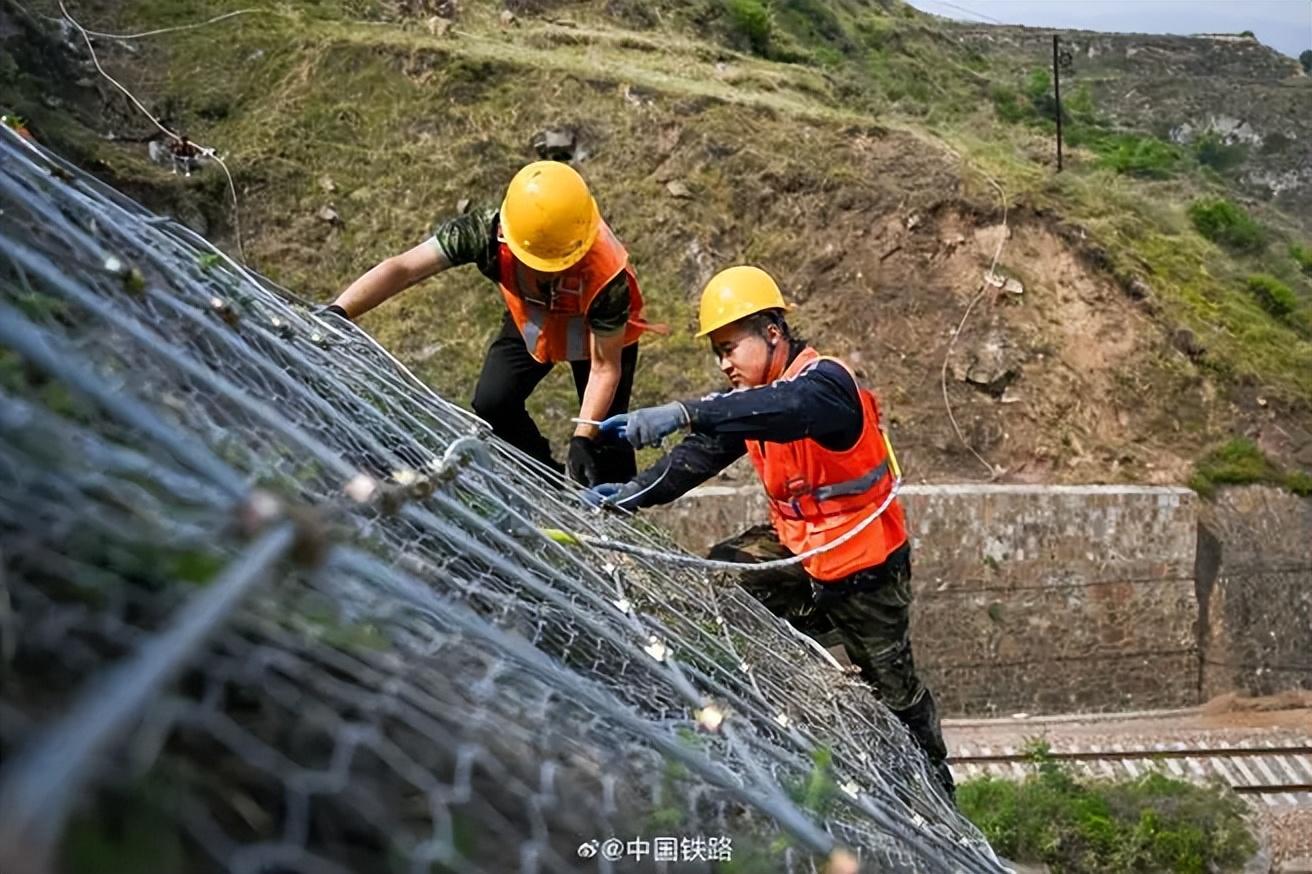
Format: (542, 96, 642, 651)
(0, 130, 1004, 873)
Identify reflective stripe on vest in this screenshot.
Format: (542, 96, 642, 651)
(744, 346, 908, 581)
(773, 457, 891, 521)
(520, 305, 546, 354)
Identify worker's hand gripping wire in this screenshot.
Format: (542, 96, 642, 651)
(580, 482, 634, 512)
(579, 465, 671, 514)
(599, 402, 689, 449)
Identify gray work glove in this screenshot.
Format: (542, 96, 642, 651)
(598, 402, 690, 449)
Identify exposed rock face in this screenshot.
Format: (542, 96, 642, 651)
(946, 25, 1312, 221)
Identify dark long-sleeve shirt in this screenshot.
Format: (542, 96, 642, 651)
(629, 349, 864, 507)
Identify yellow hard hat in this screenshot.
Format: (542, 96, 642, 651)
(696, 265, 789, 337)
(499, 161, 601, 273)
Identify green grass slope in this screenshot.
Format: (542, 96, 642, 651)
(8, 0, 1310, 488)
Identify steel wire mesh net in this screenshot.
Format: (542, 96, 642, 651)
(0, 129, 1003, 873)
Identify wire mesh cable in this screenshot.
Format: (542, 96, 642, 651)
(0, 128, 1006, 873)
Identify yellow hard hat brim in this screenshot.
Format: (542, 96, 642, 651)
(694, 300, 791, 337)
(501, 196, 601, 273)
(695, 265, 791, 337)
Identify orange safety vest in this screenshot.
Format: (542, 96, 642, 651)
(497, 219, 648, 363)
(745, 347, 908, 582)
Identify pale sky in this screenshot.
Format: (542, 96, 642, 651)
(904, 0, 1312, 59)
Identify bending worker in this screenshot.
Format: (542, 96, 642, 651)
(327, 161, 652, 485)
(587, 265, 954, 799)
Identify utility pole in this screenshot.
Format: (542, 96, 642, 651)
(1052, 33, 1063, 172)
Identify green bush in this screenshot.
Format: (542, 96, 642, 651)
(958, 746, 1256, 873)
(1064, 83, 1096, 119)
(1095, 134, 1182, 179)
(1291, 243, 1312, 276)
(725, 0, 774, 56)
(771, 0, 850, 51)
(999, 78, 1175, 179)
(989, 84, 1028, 123)
(1194, 133, 1248, 172)
(1188, 198, 1266, 254)
(992, 75, 1094, 129)
(1188, 437, 1311, 498)
(1189, 438, 1277, 497)
(1025, 68, 1058, 120)
(1245, 273, 1297, 318)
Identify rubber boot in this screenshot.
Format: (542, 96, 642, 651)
(890, 690, 955, 802)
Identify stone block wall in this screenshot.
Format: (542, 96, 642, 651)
(648, 484, 1202, 716)
(1198, 486, 1312, 699)
(903, 485, 1200, 716)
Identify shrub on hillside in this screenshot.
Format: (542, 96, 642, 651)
(1096, 134, 1182, 179)
(958, 745, 1256, 873)
(1188, 437, 1312, 498)
(771, 0, 849, 51)
(1024, 68, 1057, 120)
(1245, 273, 1297, 318)
(989, 76, 1179, 179)
(725, 0, 774, 56)
(1188, 198, 1266, 254)
(989, 84, 1028, 123)
(992, 74, 1095, 130)
(1064, 83, 1096, 120)
(989, 68, 1060, 126)
(1194, 133, 1248, 172)
(1291, 243, 1312, 276)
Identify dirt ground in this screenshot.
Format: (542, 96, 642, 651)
(771, 204, 1219, 487)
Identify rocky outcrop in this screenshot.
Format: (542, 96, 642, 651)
(946, 24, 1312, 222)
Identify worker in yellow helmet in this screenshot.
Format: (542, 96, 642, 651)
(328, 161, 655, 484)
(586, 265, 954, 800)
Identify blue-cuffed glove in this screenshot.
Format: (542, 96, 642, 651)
(599, 402, 689, 449)
(580, 481, 642, 513)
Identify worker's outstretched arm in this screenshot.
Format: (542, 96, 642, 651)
(604, 361, 863, 454)
(331, 241, 449, 319)
(575, 329, 626, 439)
(685, 361, 862, 451)
(596, 432, 746, 511)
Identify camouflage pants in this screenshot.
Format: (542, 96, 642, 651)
(708, 524, 953, 795)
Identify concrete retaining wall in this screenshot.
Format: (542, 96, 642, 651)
(647, 482, 1309, 716)
(1198, 486, 1312, 700)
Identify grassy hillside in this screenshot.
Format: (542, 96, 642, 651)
(6, 0, 1310, 488)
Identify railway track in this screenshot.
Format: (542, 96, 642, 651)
(948, 741, 1312, 807)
